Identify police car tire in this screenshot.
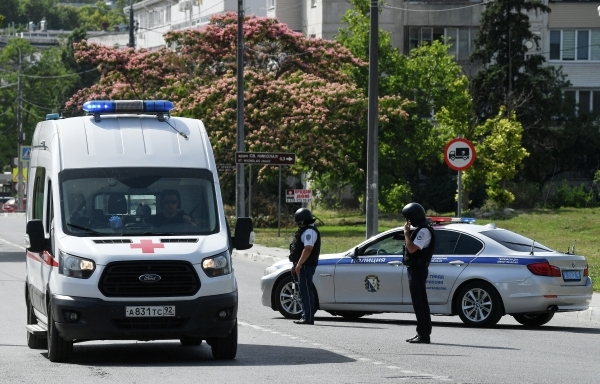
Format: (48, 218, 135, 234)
(26, 295, 47, 350)
(210, 320, 237, 360)
(455, 281, 503, 327)
(180, 337, 202, 346)
(47, 299, 73, 362)
(274, 275, 303, 320)
(512, 313, 555, 327)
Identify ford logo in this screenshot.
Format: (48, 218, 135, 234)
(139, 274, 161, 282)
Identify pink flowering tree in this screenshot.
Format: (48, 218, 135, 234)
(66, 13, 408, 204)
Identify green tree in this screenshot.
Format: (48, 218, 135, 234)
(336, 0, 473, 212)
(470, 0, 571, 184)
(0, 38, 78, 171)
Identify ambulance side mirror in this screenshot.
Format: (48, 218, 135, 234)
(232, 217, 254, 250)
(26, 220, 46, 253)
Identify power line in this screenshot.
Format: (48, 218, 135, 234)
(21, 98, 58, 111)
(21, 67, 98, 79)
(383, 0, 493, 12)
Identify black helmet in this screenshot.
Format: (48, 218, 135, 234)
(401, 203, 426, 226)
(294, 208, 315, 226)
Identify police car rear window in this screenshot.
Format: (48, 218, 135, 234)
(479, 230, 553, 252)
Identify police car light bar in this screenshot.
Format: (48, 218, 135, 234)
(429, 217, 475, 225)
(82, 100, 174, 119)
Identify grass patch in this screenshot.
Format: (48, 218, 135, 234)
(253, 207, 600, 292)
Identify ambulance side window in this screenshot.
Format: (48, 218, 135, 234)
(46, 181, 53, 231)
(32, 168, 45, 221)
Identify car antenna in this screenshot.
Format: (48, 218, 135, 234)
(529, 239, 535, 256)
(571, 240, 576, 254)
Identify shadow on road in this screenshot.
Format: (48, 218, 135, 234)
(58, 342, 354, 366)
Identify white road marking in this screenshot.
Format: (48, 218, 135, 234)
(238, 320, 452, 381)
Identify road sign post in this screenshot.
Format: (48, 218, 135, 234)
(444, 138, 476, 217)
(235, 152, 297, 236)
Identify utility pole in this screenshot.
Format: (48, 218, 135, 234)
(365, 0, 379, 239)
(16, 46, 24, 212)
(235, 0, 245, 218)
(129, 0, 135, 48)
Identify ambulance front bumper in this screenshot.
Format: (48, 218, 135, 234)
(51, 292, 237, 341)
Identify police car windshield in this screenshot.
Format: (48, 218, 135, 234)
(59, 167, 219, 237)
(479, 230, 554, 252)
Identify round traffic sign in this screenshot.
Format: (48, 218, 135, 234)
(444, 138, 476, 171)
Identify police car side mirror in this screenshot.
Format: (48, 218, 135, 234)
(232, 217, 254, 250)
(350, 247, 359, 259)
(26, 220, 46, 253)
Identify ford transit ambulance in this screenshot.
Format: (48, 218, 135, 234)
(24, 100, 254, 362)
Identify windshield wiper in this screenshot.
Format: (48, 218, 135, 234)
(66, 223, 105, 236)
(121, 231, 179, 236)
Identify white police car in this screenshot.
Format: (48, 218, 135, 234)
(260, 218, 592, 327)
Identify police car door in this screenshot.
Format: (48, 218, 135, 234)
(334, 232, 404, 305)
(402, 229, 482, 304)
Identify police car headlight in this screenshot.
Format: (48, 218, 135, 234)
(264, 265, 279, 276)
(58, 250, 95, 279)
(202, 251, 231, 277)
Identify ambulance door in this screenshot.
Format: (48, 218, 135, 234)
(26, 167, 46, 312)
(39, 178, 57, 311)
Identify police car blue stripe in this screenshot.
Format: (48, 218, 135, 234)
(319, 255, 549, 266)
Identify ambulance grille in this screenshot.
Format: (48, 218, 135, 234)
(161, 238, 198, 243)
(99, 261, 200, 297)
(94, 239, 132, 244)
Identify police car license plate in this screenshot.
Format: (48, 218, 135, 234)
(562, 270, 581, 281)
(125, 306, 175, 317)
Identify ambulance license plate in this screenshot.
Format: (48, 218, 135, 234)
(562, 270, 581, 281)
(125, 306, 175, 317)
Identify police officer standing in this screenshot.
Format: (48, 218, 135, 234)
(289, 208, 321, 325)
(402, 203, 436, 344)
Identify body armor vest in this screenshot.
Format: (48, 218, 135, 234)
(289, 225, 321, 266)
(404, 224, 436, 268)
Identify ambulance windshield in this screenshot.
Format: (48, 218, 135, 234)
(59, 167, 219, 237)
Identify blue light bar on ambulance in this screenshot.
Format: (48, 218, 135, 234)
(82, 100, 174, 115)
(429, 217, 476, 225)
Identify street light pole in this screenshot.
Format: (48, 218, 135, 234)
(16, 46, 24, 212)
(129, 0, 135, 48)
(365, 0, 379, 238)
(235, 0, 245, 218)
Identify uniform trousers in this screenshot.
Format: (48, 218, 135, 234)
(297, 264, 317, 323)
(407, 265, 431, 338)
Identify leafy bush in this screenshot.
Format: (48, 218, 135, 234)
(545, 180, 591, 208)
(378, 183, 412, 214)
(506, 181, 542, 209)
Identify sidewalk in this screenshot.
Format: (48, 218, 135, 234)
(233, 244, 600, 324)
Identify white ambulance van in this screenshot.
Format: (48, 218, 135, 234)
(24, 100, 254, 362)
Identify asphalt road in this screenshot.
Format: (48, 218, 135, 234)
(1, 213, 599, 383)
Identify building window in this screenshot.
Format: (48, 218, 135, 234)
(549, 29, 600, 61)
(405, 27, 477, 61)
(268, 0, 275, 9)
(312, 0, 317, 7)
(565, 90, 600, 115)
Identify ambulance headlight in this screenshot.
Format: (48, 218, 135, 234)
(58, 251, 96, 279)
(201, 251, 231, 277)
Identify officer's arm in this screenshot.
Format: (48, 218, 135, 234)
(404, 225, 422, 254)
(296, 246, 314, 267)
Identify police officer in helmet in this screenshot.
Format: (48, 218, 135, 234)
(289, 208, 321, 325)
(402, 202, 436, 344)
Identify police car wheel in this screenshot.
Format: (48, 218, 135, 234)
(210, 319, 237, 360)
(47, 299, 73, 362)
(455, 281, 503, 327)
(26, 295, 47, 350)
(512, 313, 555, 327)
(180, 337, 202, 346)
(274, 275, 303, 319)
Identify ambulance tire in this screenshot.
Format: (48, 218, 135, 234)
(47, 299, 73, 362)
(26, 295, 47, 350)
(512, 313, 555, 327)
(209, 319, 237, 360)
(180, 337, 202, 346)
